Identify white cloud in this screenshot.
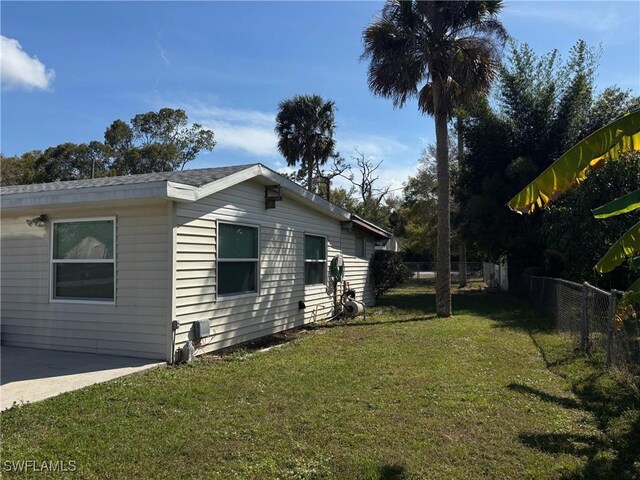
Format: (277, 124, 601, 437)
(178, 100, 278, 157)
(0, 35, 55, 90)
(337, 134, 411, 160)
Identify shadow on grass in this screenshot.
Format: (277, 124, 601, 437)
(519, 432, 606, 457)
(508, 383, 581, 409)
(376, 464, 408, 480)
(315, 315, 437, 330)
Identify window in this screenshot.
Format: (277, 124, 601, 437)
(355, 234, 366, 258)
(218, 223, 259, 296)
(304, 234, 326, 286)
(51, 218, 115, 302)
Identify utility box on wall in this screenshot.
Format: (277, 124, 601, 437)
(193, 320, 211, 339)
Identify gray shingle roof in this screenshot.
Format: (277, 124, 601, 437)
(0, 164, 259, 195)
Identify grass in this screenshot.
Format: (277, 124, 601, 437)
(1, 279, 638, 479)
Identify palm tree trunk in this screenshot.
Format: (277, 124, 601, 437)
(457, 115, 467, 289)
(434, 83, 452, 317)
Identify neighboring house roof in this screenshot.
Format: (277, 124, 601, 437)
(0, 163, 391, 239)
(351, 215, 392, 240)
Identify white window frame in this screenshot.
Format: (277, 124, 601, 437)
(304, 233, 327, 287)
(216, 221, 260, 299)
(50, 216, 117, 305)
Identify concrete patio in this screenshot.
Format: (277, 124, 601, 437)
(1, 346, 163, 410)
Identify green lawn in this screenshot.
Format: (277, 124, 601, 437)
(2, 280, 638, 479)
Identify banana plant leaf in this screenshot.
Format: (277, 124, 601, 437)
(595, 221, 640, 274)
(507, 109, 640, 214)
(627, 277, 640, 302)
(592, 189, 640, 219)
(618, 277, 640, 310)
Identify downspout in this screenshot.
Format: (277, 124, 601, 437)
(166, 201, 178, 364)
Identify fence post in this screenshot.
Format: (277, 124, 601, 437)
(606, 291, 618, 366)
(581, 283, 589, 352)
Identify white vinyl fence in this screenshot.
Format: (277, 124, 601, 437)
(482, 260, 509, 291)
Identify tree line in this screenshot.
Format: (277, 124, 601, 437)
(1, 108, 216, 186)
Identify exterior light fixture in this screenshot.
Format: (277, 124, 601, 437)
(26, 214, 48, 227)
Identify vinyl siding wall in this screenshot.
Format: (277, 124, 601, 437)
(341, 231, 376, 307)
(0, 203, 170, 359)
(173, 179, 375, 356)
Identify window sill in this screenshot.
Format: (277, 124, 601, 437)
(50, 298, 116, 306)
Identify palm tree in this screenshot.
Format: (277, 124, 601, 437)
(362, 1, 506, 316)
(275, 95, 336, 191)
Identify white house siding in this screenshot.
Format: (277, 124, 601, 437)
(173, 179, 345, 355)
(0, 203, 169, 359)
(340, 229, 375, 307)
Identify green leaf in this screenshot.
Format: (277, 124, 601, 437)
(631, 256, 640, 269)
(592, 189, 640, 219)
(507, 109, 640, 214)
(619, 277, 640, 309)
(595, 221, 640, 273)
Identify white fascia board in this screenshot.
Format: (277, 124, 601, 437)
(181, 165, 264, 200)
(0, 181, 170, 210)
(166, 181, 197, 201)
(174, 164, 352, 221)
(259, 166, 352, 221)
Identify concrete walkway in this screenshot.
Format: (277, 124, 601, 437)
(1, 346, 164, 410)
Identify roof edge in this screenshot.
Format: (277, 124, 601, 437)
(350, 214, 392, 239)
(0, 181, 171, 209)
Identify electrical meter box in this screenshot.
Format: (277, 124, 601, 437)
(193, 320, 211, 339)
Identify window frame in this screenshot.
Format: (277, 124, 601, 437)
(304, 233, 327, 287)
(216, 220, 261, 300)
(354, 233, 366, 258)
(49, 216, 117, 305)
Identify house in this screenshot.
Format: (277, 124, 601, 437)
(0, 164, 391, 362)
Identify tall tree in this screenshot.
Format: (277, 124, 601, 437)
(363, 0, 506, 316)
(105, 108, 215, 175)
(455, 41, 615, 289)
(275, 94, 336, 191)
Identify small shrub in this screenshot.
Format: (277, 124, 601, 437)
(370, 250, 411, 298)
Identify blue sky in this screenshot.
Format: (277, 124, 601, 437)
(2, 1, 639, 191)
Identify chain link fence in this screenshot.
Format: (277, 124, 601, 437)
(404, 261, 483, 279)
(521, 274, 640, 372)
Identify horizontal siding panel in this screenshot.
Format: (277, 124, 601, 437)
(1, 309, 165, 325)
(175, 216, 216, 229)
(2, 317, 167, 334)
(1, 332, 165, 357)
(193, 319, 304, 356)
(176, 252, 216, 262)
(1, 325, 165, 346)
(174, 226, 216, 238)
(176, 285, 215, 297)
(176, 268, 216, 279)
